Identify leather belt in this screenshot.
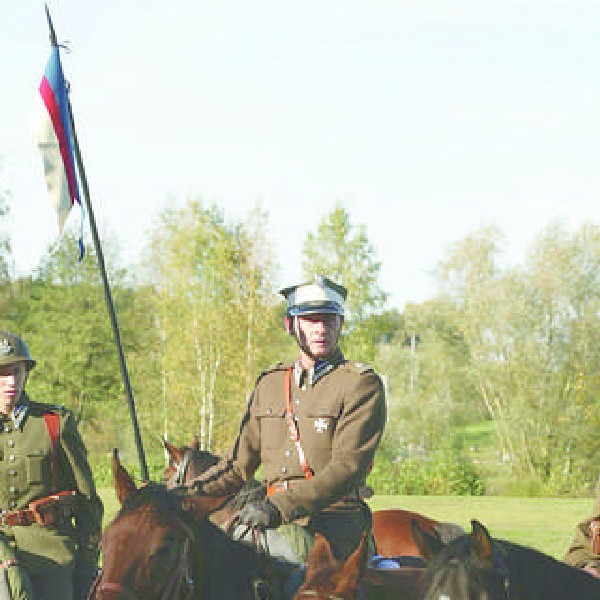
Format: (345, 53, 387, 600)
(0, 509, 39, 527)
(267, 480, 298, 496)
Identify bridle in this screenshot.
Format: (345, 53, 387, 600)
(492, 544, 511, 600)
(89, 510, 196, 600)
(172, 447, 195, 486)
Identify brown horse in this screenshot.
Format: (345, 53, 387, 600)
(162, 439, 463, 559)
(294, 532, 427, 599)
(412, 519, 600, 600)
(92, 449, 301, 599)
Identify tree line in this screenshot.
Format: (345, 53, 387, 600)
(0, 185, 598, 496)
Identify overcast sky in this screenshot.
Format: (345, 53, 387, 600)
(2, 1, 599, 309)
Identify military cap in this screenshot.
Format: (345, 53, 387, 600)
(280, 275, 347, 317)
(0, 331, 36, 369)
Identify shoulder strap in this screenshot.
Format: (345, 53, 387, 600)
(284, 367, 313, 480)
(43, 412, 60, 491)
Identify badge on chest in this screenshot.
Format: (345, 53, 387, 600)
(313, 417, 329, 433)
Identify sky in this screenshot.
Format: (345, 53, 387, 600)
(2, 1, 600, 310)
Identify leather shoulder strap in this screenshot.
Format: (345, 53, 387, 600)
(43, 412, 60, 491)
(284, 367, 313, 480)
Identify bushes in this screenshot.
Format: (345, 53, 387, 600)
(368, 451, 485, 496)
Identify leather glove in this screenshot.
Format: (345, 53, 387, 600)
(237, 498, 282, 529)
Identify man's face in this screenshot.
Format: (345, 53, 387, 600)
(294, 313, 343, 360)
(0, 362, 27, 415)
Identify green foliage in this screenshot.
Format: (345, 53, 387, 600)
(368, 448, 485, 496)
(301, 204, 388, 363)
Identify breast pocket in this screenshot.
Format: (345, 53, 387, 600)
(302, 409, 339, 449)
(256, 405, 287, 450)
(26, 451, 48, 485)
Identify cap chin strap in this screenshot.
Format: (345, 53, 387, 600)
(289, 316, 339, 363)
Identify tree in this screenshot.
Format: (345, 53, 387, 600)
(301, 204, 388, 362)
(142, 199, 283, 452)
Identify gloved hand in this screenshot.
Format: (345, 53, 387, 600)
(237, 498, 282, 529)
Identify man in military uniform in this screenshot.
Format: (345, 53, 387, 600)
(0, 331, 103, 599)
(188, 275, 387, 563)
(563, 476, 600, 578)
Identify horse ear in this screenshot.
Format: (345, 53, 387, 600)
(112, 448, 138, 504)
(470, 520, 494, 562)
(334, 531, 368, 592)
(191, 436, 200, 450)
(307, 533, 337, 573)
(162, 438, 185, 464)
(411, 518, 444, 560)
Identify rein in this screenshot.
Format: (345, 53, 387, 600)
(90, 510, 196, 600)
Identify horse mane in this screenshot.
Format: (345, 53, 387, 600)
(116, 481, 184, 520)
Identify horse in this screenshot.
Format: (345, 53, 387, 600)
(294, 532, 428, 599)
(161, 438, 464, 559)
(412, 518, 600, 600)
(91, 449, 302, 599)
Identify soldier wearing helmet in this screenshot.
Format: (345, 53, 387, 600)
(0, 332, 103, 599)
(563, 476, 600, 578)
(188, 276, 386, 565)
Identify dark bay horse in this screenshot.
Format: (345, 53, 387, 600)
(162, 439, 463, 558)
(294, 532, 427, 599)
(412, 518, 600, 600)
(92, 449, 301, 599)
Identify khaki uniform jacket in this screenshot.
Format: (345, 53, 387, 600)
(196, 348, 386, 524)
(0, 395, 103, 573)
(563, 477, 600, 571)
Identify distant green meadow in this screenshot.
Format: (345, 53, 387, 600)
(98, 488, 593, 560)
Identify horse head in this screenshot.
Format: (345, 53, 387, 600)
(91, 449, 225, 600)
(162, 437, 220, 487)
(294, 532, 368, 600)
(412, 519, 510, 600)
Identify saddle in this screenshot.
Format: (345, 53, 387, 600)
(590, 519, 600, 555)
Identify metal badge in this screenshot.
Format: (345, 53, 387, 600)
(314, 417, 329, 433)
(0, 338, 14, 356)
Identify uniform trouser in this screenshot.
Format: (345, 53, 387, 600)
(0, 528, 75, 600)
(276, 501, 374, 563)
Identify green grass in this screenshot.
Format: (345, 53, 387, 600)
(98, 487, 593, 560)
(369, 495, 594, 559)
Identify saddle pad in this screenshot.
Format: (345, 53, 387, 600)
(369, 555, 427, 569)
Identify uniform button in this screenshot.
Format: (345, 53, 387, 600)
(8, 455, 15, 462)
(8, 470, 16, 476)
(7, 440, 14, 448)
(3, 426, 10, 433)
(267, 408, 272, 415)
(8, 501, 16, 509)
(8, 487, 16, 495)
(294, 398, 300, 405)
(284, 450, 292, 457)
(281, 467, 288, 474)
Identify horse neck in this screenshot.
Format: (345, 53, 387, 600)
(502, 540, 600, 600)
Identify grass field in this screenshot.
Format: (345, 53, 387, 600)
(98, 488, 594, 560)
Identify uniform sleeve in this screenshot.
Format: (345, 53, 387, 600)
(191, 390, 262, 496)
(269, 369, 386, 523)
(564, 479, 600, 570)
(60, 412, 103, 546)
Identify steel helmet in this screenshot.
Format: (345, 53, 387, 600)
(0, 332, 36, 370)
(280, 275, 347, 317)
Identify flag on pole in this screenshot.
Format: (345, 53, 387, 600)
(34, 45, 85, 258)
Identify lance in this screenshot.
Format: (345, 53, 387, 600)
(44, 4, 149, 481)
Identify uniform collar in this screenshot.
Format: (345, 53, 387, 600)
(294, 347, 345, 386)
(10, 398, 29, 429)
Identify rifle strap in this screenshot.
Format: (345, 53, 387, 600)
(43, 412, 60, 491)
(284, 367, 313, 479)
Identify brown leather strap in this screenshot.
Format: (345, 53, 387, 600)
(1, 490, 77, 527)
(590, 519, 600, 555)
(284, 367, 313, 479)
(43, 412, 60, 491)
